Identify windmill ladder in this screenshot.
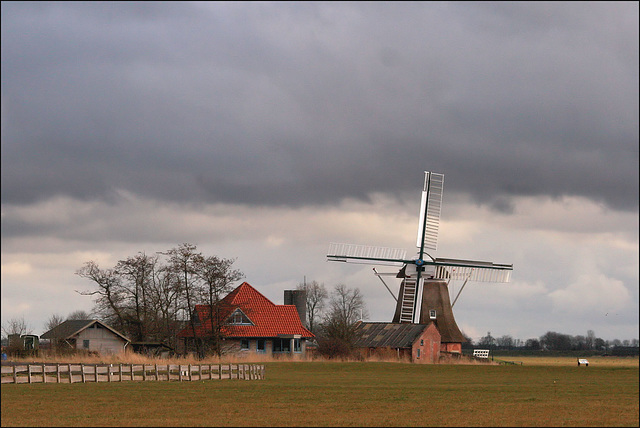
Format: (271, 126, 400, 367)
(399, 278, 417, 323)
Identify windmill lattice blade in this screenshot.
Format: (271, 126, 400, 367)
(433, 258, 512, 283)
(327, 243, 407, 266)
(416, 172, 444, 251)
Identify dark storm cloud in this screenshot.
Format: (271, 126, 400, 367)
(2, 2, 638, 211)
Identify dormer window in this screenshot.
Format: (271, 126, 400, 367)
(227, 308, 254, 325)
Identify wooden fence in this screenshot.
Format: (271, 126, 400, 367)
(1, 363, 265, 384)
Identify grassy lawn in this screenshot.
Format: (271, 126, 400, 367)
(1, 358, 638, 427)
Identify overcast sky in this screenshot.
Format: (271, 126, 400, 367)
(2, 1, 638, 343)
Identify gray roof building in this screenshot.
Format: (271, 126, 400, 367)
(352, 322, 433, 349)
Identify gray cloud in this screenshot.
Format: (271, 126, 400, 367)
(2, 2, 637, 214)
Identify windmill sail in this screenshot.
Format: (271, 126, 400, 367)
(327, 243, 407, 266)
(432, 258, 513, 283)
(416, 172, 444, 251)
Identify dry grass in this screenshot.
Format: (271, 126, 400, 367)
(8, 351, 306, 366)
(8, 349, 503, 366)
(2, 358, 638, 427)
(511, 355, 639, 367)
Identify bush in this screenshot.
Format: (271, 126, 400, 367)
(316, 337, 355, 360)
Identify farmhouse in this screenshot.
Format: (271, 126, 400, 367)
(178, 282, 314, 358)
(40, 319, 130, 354)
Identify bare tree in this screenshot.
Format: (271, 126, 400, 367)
(162, 243, 204, 357)
(195, 255, 244, 356)
(76, 244, 243, 355)
(478, 332, 496, 348)
(66, 310, 93, 320)
(496, 335, 514, 349)
(2, 316, 33, 338)
(113, 252, 157, 341)
(322, 284, 368, 343)
(148, 264, 183, 348)
(76, 261, 126, 330)
(297, 280, 327, 334)
(44, 314, 65, 332)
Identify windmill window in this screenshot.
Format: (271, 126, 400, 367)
(429, 310, 437, 319)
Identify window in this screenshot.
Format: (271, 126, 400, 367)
(257, 339, 266, 353)
(83, 340, 90, 349)
(293, 338, 301, 353)
(227, 309, 253, 325)
(420, 339, 424, 346)
(240, 339, 249, 350)
(273, 338, 291, 353)
(429, 310, 437, 319)
(417, 349, 421, 358)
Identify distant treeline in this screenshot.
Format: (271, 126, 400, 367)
(463, 330, 639, 354)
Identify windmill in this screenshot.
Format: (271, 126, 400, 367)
(327, 171, 512, 343)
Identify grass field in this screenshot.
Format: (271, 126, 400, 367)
(1, 357, 638, 427)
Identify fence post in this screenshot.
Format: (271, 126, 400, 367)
(81, 364, 86, 383)
(42, 364, 46, 383)
(12, 365, 17, 384)
(68, 364, 72, 384)
(56, 364, 61, 383)
(28, 365, 32, 383)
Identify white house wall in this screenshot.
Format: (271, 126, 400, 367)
(75, 328, 127, 354)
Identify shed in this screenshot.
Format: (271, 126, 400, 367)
(41, 320, 130, 355)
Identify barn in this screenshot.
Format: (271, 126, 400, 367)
(40, 319, 130, 355)
(352, 321, 442, 363)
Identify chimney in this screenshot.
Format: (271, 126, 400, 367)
(284, 289, 307, 328)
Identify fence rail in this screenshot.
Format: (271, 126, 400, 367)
(1, 363, 265, 384)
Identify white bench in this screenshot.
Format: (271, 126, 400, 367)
(473, 349, 490, 359)
(578, 358, 589, 366)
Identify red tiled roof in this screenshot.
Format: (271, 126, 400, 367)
(178, 282, 314, 339)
